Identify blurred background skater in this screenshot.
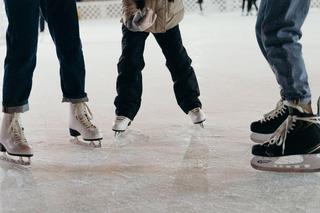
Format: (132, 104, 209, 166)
(247, 0, 258, 16)
(242, 0, 247, 16)
(242, 0, 258, 16)
(197, 0, 204, 14)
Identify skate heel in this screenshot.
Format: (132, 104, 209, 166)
(0, 143, 6, 152)
(69, 128, 81, 137)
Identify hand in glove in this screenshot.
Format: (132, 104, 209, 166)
(124, 8, 157, 32)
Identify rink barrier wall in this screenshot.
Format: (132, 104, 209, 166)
(77, 0, 320, 20)
(1, 0, 320, 30)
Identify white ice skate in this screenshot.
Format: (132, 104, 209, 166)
(69, 103, 103, 148)
(188, 108, 206, 128)
(112, 116, 131, 137)
(0, 113, 33, 166)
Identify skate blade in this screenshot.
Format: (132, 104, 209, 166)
(0, 153, 31, 166)
(251, 154, 320, 173)
(114, 131, 125, 138)
(70, 137, 102, 148)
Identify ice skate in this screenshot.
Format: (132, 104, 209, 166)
(69, 103, 103, 148)
(251, 103, 320, 172)
(112, 116, 131, 137)
(0, 113, 33, 166)
(188, 107, 206, 128)
(250, 100, 289, 143)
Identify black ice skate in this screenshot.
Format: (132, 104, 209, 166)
(251, 103, 320, 172)
(250, 100, 289, 143)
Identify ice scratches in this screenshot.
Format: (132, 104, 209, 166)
(0, 158, 31, 172)
(174, 126, 211, 194)
(112, 129, 150, 147)
(0, 163, 47, 212)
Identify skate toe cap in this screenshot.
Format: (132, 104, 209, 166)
(251, 144, 266, 156)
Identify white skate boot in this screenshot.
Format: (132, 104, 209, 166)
(0, 113, 33, 165)
(69, 103, 103, 148)
(112, 116, 131, 136)
(188, 107, 206, 128)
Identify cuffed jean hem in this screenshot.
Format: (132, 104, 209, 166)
(282, 96, 311, 105)
(62, 97, 89, 103)
(3, 104, 29, 113)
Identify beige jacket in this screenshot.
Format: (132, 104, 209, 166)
(122, 0, 184, 33)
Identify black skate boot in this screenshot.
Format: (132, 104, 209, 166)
(251, 103, 320, 172)
(250, 100, 289, 143)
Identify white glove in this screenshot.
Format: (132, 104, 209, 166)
(125, 8, 157, 32)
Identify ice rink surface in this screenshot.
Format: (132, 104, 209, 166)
(1, 10, 320, 213)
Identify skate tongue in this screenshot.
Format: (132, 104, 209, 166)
(288, 105, 312, 117)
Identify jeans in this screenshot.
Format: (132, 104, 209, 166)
(3, 0, 88, 113)
(256, 0, 311, 103)
(115, 25, 202, 120)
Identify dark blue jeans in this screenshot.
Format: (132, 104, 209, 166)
(3, 0, 88, 113)
(256, 0, 311, 103)
(115, 25, 202, 120)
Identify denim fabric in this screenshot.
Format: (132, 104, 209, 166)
(114, 25, 202, 120)
(2, 0, 88, 113)
(256, 0, 311, 103)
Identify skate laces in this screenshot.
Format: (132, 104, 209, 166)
(267, 115, 320, 155)
(9, 114, 28, 145)
(74, 103, 96, 129)
(261, 101, 287, 123)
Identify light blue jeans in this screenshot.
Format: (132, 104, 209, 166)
(256, 0, 311, 103)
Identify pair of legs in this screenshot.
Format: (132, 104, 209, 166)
(242, 0, 258, 14)
(3, 0, 88, 113)
(0, 0, 102, 165)
(114, 25, 202, 121)
(251, 0, 320, 172)
(248, 0, 258, 13)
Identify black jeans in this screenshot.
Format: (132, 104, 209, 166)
(115, 25, 202, 120)
(3, 0, 88, 113)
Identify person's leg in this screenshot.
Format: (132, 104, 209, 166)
(251, 0, 311, 143)
(260, 0, 311, 104)
(242, 0, 245, 12)
(250, 0, 320, 173)
(247, 0, 253, 15)
(2, 0, 40, 113)
(0, 0, 39, 164)
(40, 0, 88, 103)
(114, 25, 149, 120)
(40, 0, 102, 144)
(253, 0, 258, 11)
(153, 25, 202, 114)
